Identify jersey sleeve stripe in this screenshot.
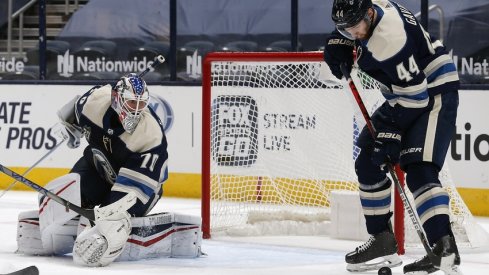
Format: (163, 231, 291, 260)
(116, 176, 154, 195)
(424, 55, 453, 76)
(427, 64, 458, 83)
(119, 168, 159, 189)
(112, 184, 150, 204)
(431, 40, 443, 51)
(427, 73, 459, 89)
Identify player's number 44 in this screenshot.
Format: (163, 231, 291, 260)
(396, 55, 419, 82)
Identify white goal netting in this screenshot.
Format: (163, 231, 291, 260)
(202, 52, 489, 251)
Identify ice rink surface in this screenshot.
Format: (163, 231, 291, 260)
(0, 191, 488, 275)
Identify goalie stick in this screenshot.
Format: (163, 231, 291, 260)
(0, 164, 96, 221)
(138, 55, 165, 78)
(339, 63, 442, 268)
(1, 266, 39, 275)
(0, 162, 138, 222)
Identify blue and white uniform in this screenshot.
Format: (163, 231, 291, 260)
(352, 0, 459, 243)
(71, 84, 168, 216)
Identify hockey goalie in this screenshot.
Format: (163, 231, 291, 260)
(16, 73, 203, 266)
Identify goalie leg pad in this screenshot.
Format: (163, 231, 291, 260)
(17, 210, 44, 255)
(38, 173, 81, 254)
(117, 212, 203, 261)
(17, 210, 78, 255)
(73, 211, 131, 267)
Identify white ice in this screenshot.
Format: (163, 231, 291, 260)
(1, 191, 488, 275)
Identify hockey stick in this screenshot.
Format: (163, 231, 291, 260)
(139, 55, 166, 78)
(0, 164, 137, 222)
(0, 137, 66, 199)
(0, 163, 96, 221)
(1, 266, 39, 275)
(339, 63, 440, 266)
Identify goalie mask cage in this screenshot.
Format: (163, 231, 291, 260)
(201, 52, 489, 253)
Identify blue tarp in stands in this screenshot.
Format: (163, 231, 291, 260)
(59, 0, 169, 42)
(57, 0, 489, 59)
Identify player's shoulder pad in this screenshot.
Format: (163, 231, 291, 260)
(75, 84, 112, 118)
(122, 109, 166, 153)
(368, 1, 407, 61)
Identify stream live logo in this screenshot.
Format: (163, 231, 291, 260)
(212, 95, 258, 166)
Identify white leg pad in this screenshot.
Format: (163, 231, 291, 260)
(17, 210, 78, 255)
(38, 173, 81, 254)
(17, 210, 44, 255)
(117, 212, 203, 261)
(171, 214, 203, 258)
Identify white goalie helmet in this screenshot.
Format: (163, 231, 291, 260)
(111, 73, 150, 133)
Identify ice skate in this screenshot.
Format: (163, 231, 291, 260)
(404, 235, 462, 275)
(345, 230, 402, 272)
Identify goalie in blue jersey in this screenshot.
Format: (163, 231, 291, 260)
(323, 0, 461, 274)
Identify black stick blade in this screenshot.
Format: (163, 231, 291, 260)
(2, 266, 39, 275)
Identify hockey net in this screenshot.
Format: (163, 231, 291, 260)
(201, 52, 489, 252)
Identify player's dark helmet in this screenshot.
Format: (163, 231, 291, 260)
(332, 0, 373, 39)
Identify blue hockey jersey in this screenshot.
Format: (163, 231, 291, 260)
(356, 0, 459, 110)
(73, 84, 169, 205)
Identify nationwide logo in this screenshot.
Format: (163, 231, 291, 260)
(57, 50, 153, 77)
(0, 57, 25, 73)
(58, 50, 74, 77)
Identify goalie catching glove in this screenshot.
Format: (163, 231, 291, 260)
(371, 129, 402, 167)
(73, 211, 132, 267)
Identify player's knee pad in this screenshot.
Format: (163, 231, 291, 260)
(73, 211, 131, 267)
(355, 149, 389, 189)
(17, 210, 78, 256)
(118, 212, 203, 261)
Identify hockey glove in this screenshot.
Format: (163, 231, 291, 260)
(56, 95, 83, 149)
(371, 130, 402, 167)
(52, 122, 83, 149)
(323, 30, 354, 80)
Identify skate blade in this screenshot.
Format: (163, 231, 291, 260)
(346, 253, 402, 272)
